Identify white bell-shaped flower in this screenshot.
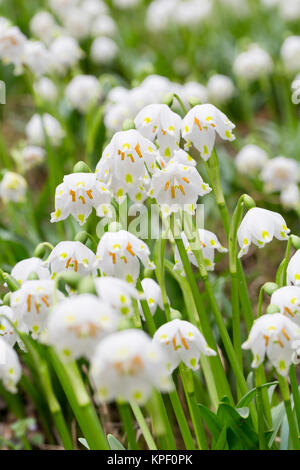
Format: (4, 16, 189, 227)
(51, 172, 112, 226)
(47, 294, 118, 361)
(242, 313, 300, 376)
(49, 36, 82, 75)
(11, 257, 50, 285)
(10, 280, 64, 339)
(150, 161, 211, 217)
(206, 74, 235, 104)
(65, 75, 102, 113)
(0, 172, 27, 203)
(95, 230, 155, 284)
(0, 305, 27, 348)
(237, 208, 290, 258)
(134, 104, 182, 160)
(280, 184, 300, 209)
(181, 104, 235, 160)
(270, 286, 300, 325)
(233, 44, 273, 81)
(235, 144, 268, 176)
(174, 228, 228, 273)
(90, 329, 172, 404)
(0, 338, 22, 393)
(153, 319, 216, 372)
(0, 25, 27, 72)
(96, 129, 158, 203)
(139, 278, 163, 318)
(46, 241, 96, 278)
(95, 276, 140, 318)
(287, 250, 300, 286)
(25, 113, 65, 147)
(261, 156, 299, 192)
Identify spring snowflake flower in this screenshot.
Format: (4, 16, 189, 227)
(138, 278, 163, 319)
(237, 208, 290, 258)
(270, 286, 300, 325)
(150, 161, 211, 217)
(91, 15, 117, 37)
(242, 313, 300, 376)
(63, 7, 91, 40)
(261, 156, 299, 192)
(153, 319, 216, 372)
(26, 113, 65, 147)
(0, 338, 22, 393)
(11, 257, 50, 284)
(235, 144, 268, 176)
(46, 241, 96, 278)
(279, 0, 300, 20)
(134, 104, 182, 160)
(90, 329, 172, 404)
(82, 0, 108, 17)
(95, 230, 155, 284)
(34, 77, 58, 102)
(47, 294, 118, 361)
(49, 36, 82, 75)
(281, 36, 300, 74)
(0, 172, 27, 203)
(10, 280, 64, 339)
(0, 305, 27, 348)
(95, 276, 140, 318)
(287, 250, 300, 286)
(206, 74, 235, 104)
(0, 24, 27, 72)
(280, 184, 300, 209)
(96, 129, 158, 203)
(29, 11, 59, 44)
(233, 44, 273, 81)
(90, 37, 118, 64)
(181, 104, 235, 160)
(23, 41, 54, 77)
(65, 75, 102, 113)
(174, 229, 227, 273)
(51, 173, 112, 226)
(18, 145, 46, 170)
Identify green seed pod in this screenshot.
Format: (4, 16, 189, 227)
(3, 292, 11, 306)
(59, 272, 81, 290)
(188, 96, 201, 108)
(263, 282, 279, 296)
(122, 119, 136, 131)
(242, 194, 256, 210)
(266, 303, 280, 314)
(27, 271, 39, 280)
(73, 161, 91, 173)
(77, 275, 97, 295)
(162, 92, 174, 107)
(75, 231, 89, 245)
(170, 308, 182, 320)
(291, 235, 300, 250)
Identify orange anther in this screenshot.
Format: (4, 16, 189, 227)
(263, 335, 269, 346)
(66, 257, 72, 269)
(27, 294, 31, 312)
(70, 190, 76, 202)
(74, 260, 78, 272)
(86, 190, 93, 199)
(126, 243, 135, 256)
(194, 117, 202, 131)
(181, 337, 189, 350)
(182, 177, 190, 184)
(164, 181, 170, 191)
(109, 252, 116, 264)
(179, 184, 185, 195)
(35, 302, 40, 314)
(281, 328, 290, 341)
(135, 144, 142, 158)
(42, 296, 50, 307)
(284, 306, 294, 317)
(171, 185, 175, 199)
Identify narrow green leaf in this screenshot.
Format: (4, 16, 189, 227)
(107, 434, 126, 450)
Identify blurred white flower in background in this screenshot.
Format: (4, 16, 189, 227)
(0, 172, 27, 203)
(29, 11, 60, 44)
(49, 36, 82, 75)
(34, 77, 58, 102)
(206, 74, 235, 104)
(90, 36, 118, 64)
(26, 113, 65, 147)
(11, 257, 50, 284)
(235, 144, 269, 175)
(234, 44, 273, 81)
(65, 75, 102, 113)
(261, 156, 299, 192)
(281, 36, 300, 74)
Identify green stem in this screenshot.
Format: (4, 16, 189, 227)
(130, 402, 157, 450)
(154, 238, 171, 321)
(118, 402, 139, 450)
(278, 374, 300, 450)
(289, 365, 300, 433)
(168, 388, 195, 450)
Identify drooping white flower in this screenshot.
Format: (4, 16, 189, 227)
(270, 286, 300, 325)
(49, 36, 82, 75)
(90, 37, 118, 64)
(81, 0, 108, 17)
(0, 338, 22, 393)
(46, 241, 96, 278)
(113, 0, 140, 8)
(47, 294, 118, 361)
(0, 25, 27, 72)
(153, 319, 216, 372)
(11, 257, 50, 284)
(134, 104, 182, 160)
(29, 11, 59, 44)
(10, 280, 64, 339)
(65, 75, 102, 113)
(181, 104, 235, 160)
(280, 184, 300, 209)
(206, 74, 235, 104)
(96, 129, 158, 203)
(281, 36, 300, 74)
(237, 208, 290, 258)
(18, 145, 46, 170)
(51, 172, 112, 226)
(261, 156, 299, 192)
(150, 161, 211, 217)
(233, 44, 273, 81)
(90, 329, 172, 404)
(91, 15, 116, 37)
(287, 250, 300, 286)
(34, 77, 58, 102)
(139, 278, 163, 318)
(242, 313, 300, 376)
(0, 305, 27, 348)
(0, 172, 27, 203)
(174, 228, 228, 273)
(95, 230, 155, 284)
(235, 144, 268, 175)
(26, 113, 65, 147)
(279, 0, 300, 22)
(95, 276, 140, 318)
(63, 7, 91, 40)
(50, 0, 80, 19)
(23, 41, 53, 77)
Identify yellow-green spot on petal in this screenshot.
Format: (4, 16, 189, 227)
(164, 147, 171, 157)
(279, 360, 286, 371)
(126, 274, 134, 283)
(8, 368, 14, 375)
(190, 358, 197, 368)
(78, 214, 85, 224)
(225, 130, 232, 139)
(125, 174, 133, 184)
(121, 306, 130, 315)
(63, 349, 71, 357)
(117, 188, 124, 198)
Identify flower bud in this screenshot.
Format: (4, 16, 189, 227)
(58, 272, 81, 290)
(0, 270, 19, 292)
(263, 282, 279, 296)
(188, 96, 202, 108)
(74, 231, 89, 245)
(27, 272, 39, 280)
(73, 161, 91, 173)
(291, 235, 300, 250)
(122, 118, 135, 131)
(242, 194, 256, 210)
(77, 275, 97, 295)
(162, 92, 174, 107)
(170, 308, 182, 320)
(266, 304, 281, 314)
(3, 293, 10, 306)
